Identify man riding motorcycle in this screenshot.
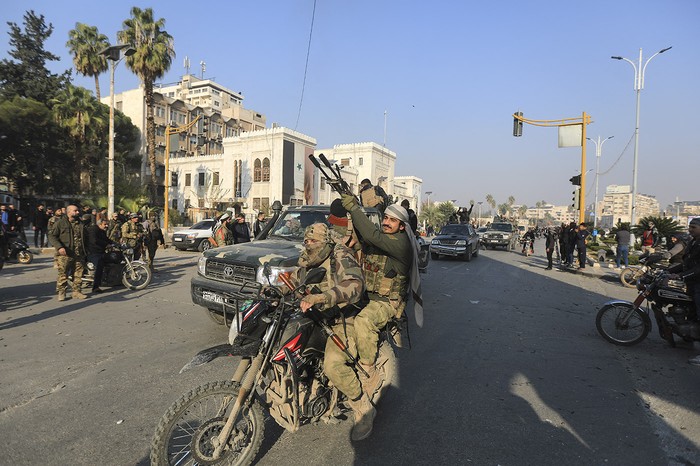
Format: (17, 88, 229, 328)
(341, 195, 423, 432)
(282, 223, 374, 441)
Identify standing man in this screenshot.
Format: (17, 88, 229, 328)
(232, 213, 251, 244)
(121, 213, 145, 260)
(615, 224, 631, 268)
(48, 205, 88, 301)
(576, 223, 590, 269)
(32, 204, 49, 248)
(143, 213, 164, 269)
(544, 228, 557, 270)
(211, 213, 234, 247)
(341, 194, 422, 439)
(400, 199, 419, 236)
(253, 212, 266, 238)
(86, 218, 111, 293)
(107, 212, 122, 242)
(641, 221, 660, 254)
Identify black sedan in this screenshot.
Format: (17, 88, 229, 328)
(429, 223, 480, 261)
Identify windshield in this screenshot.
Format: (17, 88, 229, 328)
(191, 220, 214, 230)
(489, 223, 513, 232)
(439, 225, 469, 236)
(269, 211, 330, 240)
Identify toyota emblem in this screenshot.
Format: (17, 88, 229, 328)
(223, 266, 234, 277)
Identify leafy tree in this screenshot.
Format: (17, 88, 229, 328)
(418, 201, 443, 230)
(66, 23, 109, 100)
(0, 96, 68, 194)
(51, 84, 107, 192)
(436, 201, 456, 227)
(485, 193, 496, 211)
(118, 7, 175, 205)
(0, 10, 70, 102)
(633, 216, 684, 242)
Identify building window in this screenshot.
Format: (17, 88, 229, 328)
(254, 159, 261, 182)
(341, 158, 350, 166)
(320, 178, 326, 190)
(358, 157, 363, 166)
(198, 172, 205, 186)
(253, 198, 260, 212)
(185, 198, 191, 209)
(172, 199, 178, 210)
(198, 199, 205, 208)
(262, 158, 270, 182)
(185, 173, 191, 187)
(261, 198, 270, 214)
(213, 172, 220, 185)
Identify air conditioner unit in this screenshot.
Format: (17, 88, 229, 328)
(179, 145, 186, 151)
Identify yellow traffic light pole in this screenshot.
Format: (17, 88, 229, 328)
(512, 112, 592, 224)
(164, 115, 202, 235)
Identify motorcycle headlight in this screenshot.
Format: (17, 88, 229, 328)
(123, 248, 134, 256)
(256, 265, 298, 287)
(455, 240, 466, 246)
(198, 255, 207, 275)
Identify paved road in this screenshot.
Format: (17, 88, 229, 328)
(1, 240, 698, 465)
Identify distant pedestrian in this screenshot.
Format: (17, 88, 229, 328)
(32, 204, 50, 248)
(232, 213, 251, 244)
(641, 222, 660, 253)
(86, 218, 111, 293)
(576, 223, 590, 269)
(143, 214, 165, 269)
(544, 228, 557, 270)
(253, 212, 266, 237)
(615, 224, 631, 268)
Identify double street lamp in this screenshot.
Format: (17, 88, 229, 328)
(586, 135, 614, 229)
(100, 44, 135, 216)
(611, 46, 671, 226)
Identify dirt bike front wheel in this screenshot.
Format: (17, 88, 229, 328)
(595, 303, 651, 346)
(122, 263, 152, 290)
(18, 250, 33, 264)
(151, 381, 264, 466)
(619, 267, 643, 288)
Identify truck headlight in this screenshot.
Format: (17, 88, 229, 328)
(431, 239, 440, 245)
(256, 265, 298, 287)
(198, 255, 207, 275)
(455, 240, 466, 246)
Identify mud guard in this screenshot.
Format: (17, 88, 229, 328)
(179, 343, 258, 373)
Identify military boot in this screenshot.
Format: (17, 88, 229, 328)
(347, 392, 376, 441)
(57, 290, 66, 301)
(72, 290, 88, 299)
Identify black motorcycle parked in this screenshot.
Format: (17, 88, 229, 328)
(3, 231, 33, 264)
(596, 270, 698, 347)
(75, 244, 152, 290)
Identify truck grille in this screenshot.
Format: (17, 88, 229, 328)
(206, 260, 257, 284)
(438, 239, 459, 245)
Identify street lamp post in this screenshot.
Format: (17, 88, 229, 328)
(101, 44, 135, 216)
(586, 135, 614, 230)
(477, 201, 483, 227)
(611, 46, 671, 226)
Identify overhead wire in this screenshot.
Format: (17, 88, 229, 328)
(294, 0, 317, 131)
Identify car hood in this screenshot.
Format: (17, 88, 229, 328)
(204, 238, 304, 267)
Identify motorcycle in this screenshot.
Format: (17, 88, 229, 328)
(76, 244, 152, 290)
(150, 266, 398, 466)
(3, 231, 33, 264)
(618, 250, 670, 288)
(596, 270, 699, 347)
(520, 238, 533, 256)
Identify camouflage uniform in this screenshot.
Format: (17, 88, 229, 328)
(291, 224, 366, 400)
(121, 219, 144, 260)
(48, 215, 87, 295)
(211, 222, 233, 247)
(344, 196, 412, 366)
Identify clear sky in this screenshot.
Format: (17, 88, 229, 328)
(2, 0, 698, 211)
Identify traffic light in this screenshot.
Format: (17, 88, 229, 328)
(572, 187, 581, 210)
(513, 111, 523, 137)
(569, 175, 581, 186)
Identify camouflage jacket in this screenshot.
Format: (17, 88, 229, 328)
(121, 221, 144, 247)
(212, 223, 233, 247)
(294, 242, 365, 312)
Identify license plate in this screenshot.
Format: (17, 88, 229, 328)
(173, 237, 183, 242)
(202, 291, 224, 304)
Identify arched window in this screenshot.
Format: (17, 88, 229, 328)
(254, 158, 261, 182)
(262, 158, 270, 182)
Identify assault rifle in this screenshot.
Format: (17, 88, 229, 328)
(308, 153, 359, 202)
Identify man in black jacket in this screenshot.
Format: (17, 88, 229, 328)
(32, 204, 49, 248)
(232, 213, 251, 244)
(87, 218, 111, 293)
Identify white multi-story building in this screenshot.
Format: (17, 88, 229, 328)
(599, 184, 660, 228)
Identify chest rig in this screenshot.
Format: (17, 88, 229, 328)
(362, 252, 408, 306)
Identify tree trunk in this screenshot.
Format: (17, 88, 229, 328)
(145, 82, 158, 205)
(94, 75, 101, 101)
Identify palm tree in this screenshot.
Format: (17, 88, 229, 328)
(66, 23, 109, 100)
(51, 84, 106, 192)
(118, 7, 175, 204)
(485, 194, 496, 211)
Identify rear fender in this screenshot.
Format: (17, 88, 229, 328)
(600, 299, 648, 315)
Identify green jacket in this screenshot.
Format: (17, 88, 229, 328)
(48, 216, 86, 258)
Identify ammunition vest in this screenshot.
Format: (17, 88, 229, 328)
(362, 253, 408, 304)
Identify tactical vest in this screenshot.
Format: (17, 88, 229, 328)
(362, 253, 408, 315)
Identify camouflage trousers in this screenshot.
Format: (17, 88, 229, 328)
(56, 255, 85, 293)
(324, 318, 362, 401)
(354, 299, 396, 365)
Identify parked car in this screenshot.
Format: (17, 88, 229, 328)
(191, 205, 382, 325)
(430, 223, 480, 261)
(481, 222, 518, 250)
(171, 219, 215, 252)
